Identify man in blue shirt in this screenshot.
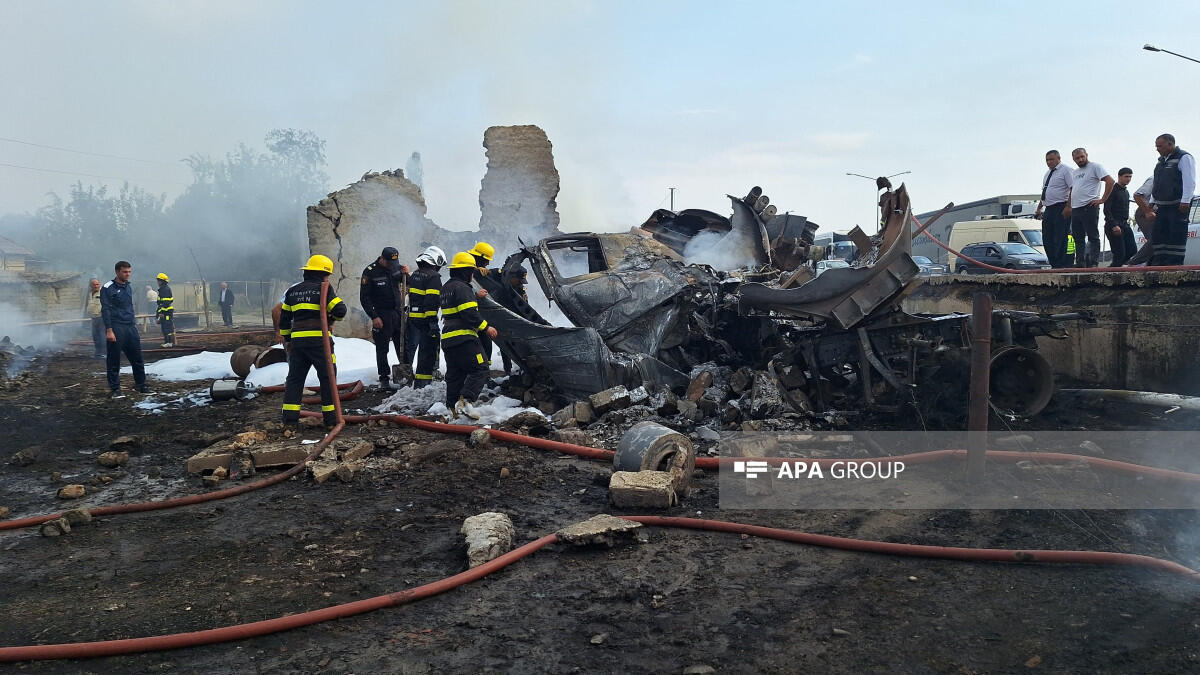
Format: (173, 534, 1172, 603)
(100, 260, 149, 399)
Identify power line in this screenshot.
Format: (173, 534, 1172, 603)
(0, 161, 188, 186)
(0, 135, 177, 166)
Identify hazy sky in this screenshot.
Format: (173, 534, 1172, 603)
(2, 0, 1196, 236)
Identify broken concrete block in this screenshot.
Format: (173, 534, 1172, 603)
(469, 429, 492, 448)
(571, 401, 595, 425)
(0, 506, 9, 518)
(308, 460, 340, 484)
(555, 514, 643, 547)
(609, 471, 677, 509)
(461, 512, 515, 568)
(57, 485, 85, 499)
(686, 371, 714, 402)
(551, 429, 595, 447)
(109, 436, 139, 451)
(249, 444, 311, 469)
(96, 451, 129, 468)
(335, 461, 362, 482)
(537, 401, 558, 415)
(721, 401, 743, 424)
(589, 386, 631, 415)
(729, 367, 754, 395)
(186, 446, 231, 474)
(231, 430, 268, 447)
(628, 386, 650, 406)
(501, 410, 550, 433)
(63, 508, 92, 526)
(318, 445, 338, 462)
(342, 441, 374, 462)
(551, 405, 575, 428)
(408, 439, 464, 464)
(40, 517, 71, 537)
(9, 448, 39, 466)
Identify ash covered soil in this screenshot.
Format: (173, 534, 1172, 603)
(1, 346, 1198, 674)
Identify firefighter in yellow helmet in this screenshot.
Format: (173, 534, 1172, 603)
(467, 241, 499, 369)
(441, 251, 498, 419)
(279, 254, 347, 427)
(155, 272, 175, 347)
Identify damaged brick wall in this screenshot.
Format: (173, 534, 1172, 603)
(306, 126, 563, 338)
(478, 125, 561, 244)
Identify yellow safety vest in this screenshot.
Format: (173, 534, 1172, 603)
(1066, 235, 1076, 254)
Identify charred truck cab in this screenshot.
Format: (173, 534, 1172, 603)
(479, 184, 1092, 421)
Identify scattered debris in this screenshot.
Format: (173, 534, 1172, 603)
(555, 514, 643, 547)
(609, 471, 677, 509)
(56, 484, 85, 499)
(97, 451, 129, 468)
(109, 436, 139, 451)
(468, 428, 492, 448)
(461, 512, 515, 568)
(39, 517, 71, 537)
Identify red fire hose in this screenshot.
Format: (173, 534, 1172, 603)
(0, 516, 1194, 662)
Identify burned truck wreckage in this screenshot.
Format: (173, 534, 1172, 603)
(478, 185, 1092, 423)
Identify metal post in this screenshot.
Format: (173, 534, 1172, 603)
(260, 279, 267, 327)
(669, 187, 676, 211)
(967, 293, 992, 482)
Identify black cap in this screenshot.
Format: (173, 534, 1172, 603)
(382, 247, 399, 260)
(507, 266, 527, 279)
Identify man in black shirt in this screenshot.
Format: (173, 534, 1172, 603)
(1104, 168, 1135, 266)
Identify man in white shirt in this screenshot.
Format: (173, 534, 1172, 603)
(1035, 150, 1074, 268)
(1064, 147, 1115, 268)
(1148, 133, 1195, 266)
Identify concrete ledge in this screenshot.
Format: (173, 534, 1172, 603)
(906, 271, 1200, 395)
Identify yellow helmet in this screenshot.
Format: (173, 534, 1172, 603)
(156, 273, 169, 282)
(449, 251, 477, 269)
(300, 254, 334, 274)
(467, 241, 495, 262)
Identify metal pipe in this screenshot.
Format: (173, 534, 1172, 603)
(1060, 388, 1200, 412)
(968, 292, 992, 482)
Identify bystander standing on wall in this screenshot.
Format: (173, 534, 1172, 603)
(1104, 168, 1135, 266)
(83, 278, 104, 358)
(1064, 148, 1115, 268)
(1035, 150, 1074, 268)
(1148, 133, 1194, 266)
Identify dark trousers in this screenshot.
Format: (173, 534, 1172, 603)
(158, 312, 174, 343)
(1041, 203, 1070, 268)
(370, 309, 405, 379)
(90, 317, 105, 357)
(221, 304, 233, 326)
(443, 338, 489, 407)
(282, 339, 338, 426)
(406, 319, 440, 388)
(1149, 205, 1189, 266)
(1105, 220, 1135, 267)
(479, 334, 493, 367)
(106, 324, 145, 391)
(1070, 204, 1101, 267)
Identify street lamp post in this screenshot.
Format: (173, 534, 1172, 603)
(846, 171, 911, 229)
(1143, 43, 1200, 65)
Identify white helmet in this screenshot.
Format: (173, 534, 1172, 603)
(417, 245, 447, 268)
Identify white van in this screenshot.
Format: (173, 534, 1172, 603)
(946, 218, 1046, 270)
(1132, 223, 1200, 264)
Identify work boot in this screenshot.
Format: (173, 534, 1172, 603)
(110, 390, 125, 400)
(138, 385, 152, 394)
(454, 397, 482, 420)
(379, 376, 401, 392)
(161, 342, 174, 348)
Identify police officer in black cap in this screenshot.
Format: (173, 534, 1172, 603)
(360, 246, 409, 390)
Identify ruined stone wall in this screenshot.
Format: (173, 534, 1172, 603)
(306, 126, 563, 339)
(478, 125, 561, 247)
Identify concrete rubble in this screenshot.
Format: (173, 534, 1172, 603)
(555, 514, 643, 547)
(461, 512, 515, 568)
